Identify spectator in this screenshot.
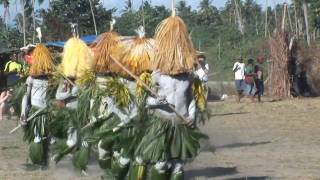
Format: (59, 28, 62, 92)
(4, 54, 22, 73)
(232, 58, 245, 102)
(4, 54, 22, 86)
(244, 59, 256, 100)
(254, 61, 264, 102)
(0, 89, 11, 121)
(195, 54, 210, 98)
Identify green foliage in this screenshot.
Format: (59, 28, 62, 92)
(3, 0, 320, 80)
(40, 0, 115, 40)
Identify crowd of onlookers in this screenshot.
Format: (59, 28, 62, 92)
(233, 57, 264, 103)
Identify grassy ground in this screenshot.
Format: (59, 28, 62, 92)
(1, 97, 320, 179)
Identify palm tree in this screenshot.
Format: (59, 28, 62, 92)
(302, 0, 311, 47)
(0, 0, 10, 29)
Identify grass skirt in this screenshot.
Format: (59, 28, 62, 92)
(135, 116, 208, 164)
(23, 107, 52, 143)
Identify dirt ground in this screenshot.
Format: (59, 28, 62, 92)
(1, 97, 320, 180)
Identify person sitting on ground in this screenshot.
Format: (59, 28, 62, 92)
(232, 58, 245, 102)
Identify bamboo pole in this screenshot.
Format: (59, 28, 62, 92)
(10, 107, 46, 134)
(171, 0, 176, 16)
(89, 0, 98, 35)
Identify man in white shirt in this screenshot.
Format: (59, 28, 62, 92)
(195, 54, 209, 99)
(232, 58, 245, 102)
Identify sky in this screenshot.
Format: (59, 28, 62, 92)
(103, 0, 292, 11)
(0, 0, 292, 24)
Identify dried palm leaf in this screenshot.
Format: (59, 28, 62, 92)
(61, 37, 93, 79)
(152, 14, 196, 75)
(93, 20, 125, 74)
(29, 44, 55, 76)
(121, 26, 156, 76)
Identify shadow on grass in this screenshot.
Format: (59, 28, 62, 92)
(215, 141, 271, 150)
(185, 167, 238, 179)
(1, 146, 19, 150)
(210, 112, 250, 117)
(225, 176, 271, 180)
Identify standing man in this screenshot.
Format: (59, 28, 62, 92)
(254, 59, 264, 102)
(4, 54, 22, 86)
(195, 54, 210, 99)
(232, 58, 245, 102)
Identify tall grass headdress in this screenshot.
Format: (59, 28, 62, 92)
(93, 19, 125, 75)
(121, 26, 156, 76)
(60, 23, 93, 79)
(152, 0, 196, 75)
(29, 27, 55, 77)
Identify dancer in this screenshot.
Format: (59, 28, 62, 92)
(20, 38, 55, 167)
(52, 24, 93, 173)
(135, 2, 208, 179)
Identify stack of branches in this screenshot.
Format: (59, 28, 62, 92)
(269, 31, 291, 99)
(297, 47, 320, 95)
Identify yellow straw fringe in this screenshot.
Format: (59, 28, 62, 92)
(29, 44, 54, 76)
(93, 32, 125, 74)
(136, 72, 152, 102)
(121, 37, 156, 76)
(61, 37, 93, 78)
(152, 16, 196, 75)
(192, 78, 206, 112)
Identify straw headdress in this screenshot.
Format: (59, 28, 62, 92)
(29, 43, 55, 77)
(121, 26, 156, 76)
(61, 37, 93, 79)
(93, 19, 125, 74)
(152, 0, 196, 75)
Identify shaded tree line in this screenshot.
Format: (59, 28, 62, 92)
(1, 0, 320, 80)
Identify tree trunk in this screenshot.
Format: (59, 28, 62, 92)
(287, 4, 293, 33)
(255, 15, 259, 35)
(142, 0, 145, 28)
(294, 2, 298, 37)
(22, 0, 26, 46)
(265, 0, 268, 37)
(302, 0, 311, 47)
(15, 0, 22, 33)
(234, 0, 244, 35)
(89, 0, 98, 35)
(281, 4, 287, 31)
(273, 0, 278, 28)
(32, 0, 36, 43)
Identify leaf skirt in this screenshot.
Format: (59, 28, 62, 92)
(135, 116, 208, 163)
